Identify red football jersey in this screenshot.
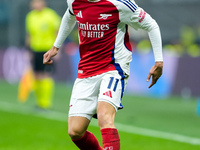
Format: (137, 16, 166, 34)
(53, 0, 161, 78)
(70, 0, 137, 78)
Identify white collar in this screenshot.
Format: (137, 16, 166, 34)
(88, 0, 101, 2)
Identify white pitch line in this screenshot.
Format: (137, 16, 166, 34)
(114, 123, 200, 145)
(0, 101, 200, 145)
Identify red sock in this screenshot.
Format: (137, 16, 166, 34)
(72, 131, 102, 150)
(101, 128, 120, 150)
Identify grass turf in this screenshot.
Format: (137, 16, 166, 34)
(0, 79, 200, 150)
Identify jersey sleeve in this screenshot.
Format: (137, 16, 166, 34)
(67, 0, 75, 15)
(119, 2, 157, 31)
(119, 1, 163, 62)
(53, 8, 76, 48)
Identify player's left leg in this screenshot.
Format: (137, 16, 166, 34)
(97, 70, 128, 150)
(97, 101, 120, 150)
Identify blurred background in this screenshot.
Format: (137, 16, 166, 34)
(0, 0, 200, 149)
(0, 0, 200, 98)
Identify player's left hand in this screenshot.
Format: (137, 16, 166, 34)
(147, 61, 163, 88)
(43, 46, 59, 65)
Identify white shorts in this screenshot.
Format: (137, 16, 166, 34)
(68, 70, 129, 120)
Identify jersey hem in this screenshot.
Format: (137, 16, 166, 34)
(77, 68, 116, 78)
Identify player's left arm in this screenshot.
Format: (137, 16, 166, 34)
(120, 4, 163, 88)
(146, 61, 163, 88)
(133, 8, 163, 88)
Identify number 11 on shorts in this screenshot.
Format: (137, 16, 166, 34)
(107, 77, 119, 92)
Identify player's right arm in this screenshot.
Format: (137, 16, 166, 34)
(53, 8, 76, 48)
(43, 8, 76, 65)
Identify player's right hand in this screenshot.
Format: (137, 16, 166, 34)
(43, 46, 59, 65)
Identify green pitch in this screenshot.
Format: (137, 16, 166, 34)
(0, 79, 200, 150)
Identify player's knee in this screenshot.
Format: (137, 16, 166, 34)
(68, 116, 90, 140)
(68, 128, 84, 140)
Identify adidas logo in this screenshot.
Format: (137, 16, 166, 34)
(103, 90, 112, 98)
(76, 11, 83, 18)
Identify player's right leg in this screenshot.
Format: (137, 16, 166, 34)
(68, 77, 103, 150)
(68, 116, 102, 150)
(68, 116, 90, 140)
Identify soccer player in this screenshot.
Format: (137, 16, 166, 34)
(25, 0, 60, 109)
(43, 0, 163, 149)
